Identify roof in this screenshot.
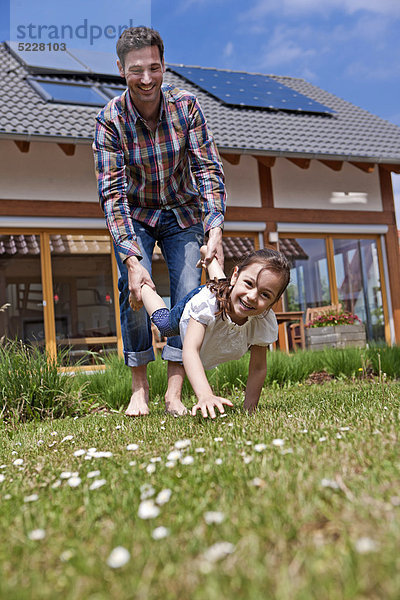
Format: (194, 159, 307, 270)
(1, 43, 400, 163)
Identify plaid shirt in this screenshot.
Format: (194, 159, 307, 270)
(93, 84, 226, 262)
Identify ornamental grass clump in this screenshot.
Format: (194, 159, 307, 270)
(306, 310, 362, 328)
(0, 338, 95, 423)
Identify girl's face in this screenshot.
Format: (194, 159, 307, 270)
(228, 262, 284, 325)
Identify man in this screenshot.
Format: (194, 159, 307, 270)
(93, 27, 226, 416)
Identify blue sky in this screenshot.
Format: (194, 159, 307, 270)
(1, 0, 400, 219)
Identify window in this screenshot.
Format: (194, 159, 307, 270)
(28, 78, 110, 106)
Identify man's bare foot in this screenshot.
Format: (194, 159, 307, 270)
(165, 393, 188, 416)
(125, 390, 150, 416)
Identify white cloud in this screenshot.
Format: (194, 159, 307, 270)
(241, 0, 400, 20)
(223, 41, 234, 58)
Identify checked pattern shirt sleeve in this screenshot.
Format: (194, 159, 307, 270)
(187, 98, 226, 233)
(93, 111, 142, 262)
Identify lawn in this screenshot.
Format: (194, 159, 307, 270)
(1, 379, 400, 599)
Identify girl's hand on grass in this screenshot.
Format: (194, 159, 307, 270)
(191, 395, 233, 419)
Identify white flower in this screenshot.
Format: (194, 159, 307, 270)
(272, 439, 285, 447)
(181, 456, 194, 465)
(116, 425, 122, 430)
(3, 494, 11, 500)
(60, 550, 74, 562)
(91, 451, 113, 458)
(28, 529, 46, 540)
(24, 494, 39, 503)
(61, 435, 73, 443)
(87, 470, 101, 479)
(87, 447, 97, 454)
(254, 443, 267, 452)
(156, 489, 172, 505)
(150, 457, 161, 463)
(51, 480, 62, 489)
(243, 455, 253, 464)
(0, 465, 6, 469)
(138, 500, 160, 519)
(152, 526, 170, 540)
(250, 477, 265, 488)
(167, 450, 182, 461)
(13, 459, 23, 466)
(281, 448, 293, 455)
(215, 458, 223, 465)
(48, 442, 56, 448)
(245, 441, 253, 446)
(140, 484, 155, 499)
(219, 413, 227, 418)
(165, 461, 176, 468)
(204, 511, 225, 524)
(60, 471, 74, 479)
(336, 433, 342, 439)
(106, 546, 130, 568)
(339, 426, 350, 431)
(73, 449, 86, 457)
(0, 474, 5, 483)
(174, 439, 191, 450)
(67, 476, 82, 488)
(195, 447, 205, 453)
(50, 431, 58, 436)
(214, 437, 223, 442)
(300, 429, 308, 433)
(37, 440, 44, 445)
(319, 437, 327, 442)
(355, 537, 378, 554)
(146, 464, 156, 474)
(202, 542, 235, 563)
(89, 479, 106, 490)
(126, 444, 139, 452)
(129, 461, 136, 467)
(321, 478, 339, 490)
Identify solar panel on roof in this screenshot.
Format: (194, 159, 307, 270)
(7, 41, 90, 73)
(169, 65, 335, 114)
(6, 42, 121, 77)
(67, 48, 120, 76)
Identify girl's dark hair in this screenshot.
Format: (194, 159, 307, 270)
(207, 247, 290, 320)
(117, 26, 164, 68)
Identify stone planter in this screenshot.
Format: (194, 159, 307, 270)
(305, 324, 366, 351)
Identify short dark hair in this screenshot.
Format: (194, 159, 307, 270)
(116, 26, 164, 68)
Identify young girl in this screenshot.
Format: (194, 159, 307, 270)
(131, 247, 290, 418)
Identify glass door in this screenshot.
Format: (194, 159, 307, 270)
(333, 238, 385, 342)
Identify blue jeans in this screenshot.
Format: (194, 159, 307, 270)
(114, 211, 203, 367)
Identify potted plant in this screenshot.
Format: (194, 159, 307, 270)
(305, 310, 366, 351)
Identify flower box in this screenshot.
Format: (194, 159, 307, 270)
(305, 323, 366, 351)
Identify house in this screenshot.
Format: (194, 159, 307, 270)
(1, 42, 400, 365)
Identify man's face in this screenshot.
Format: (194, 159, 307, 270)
(117, 45, 165, 113)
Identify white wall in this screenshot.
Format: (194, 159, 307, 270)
(0, 140, 98, 202)
(272, 158, 382, 211)
(222, 155, 262, 207)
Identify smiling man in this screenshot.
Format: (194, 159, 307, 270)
(93, 27, 226, 417)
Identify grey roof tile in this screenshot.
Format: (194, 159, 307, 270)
(1, 44, 400, 162)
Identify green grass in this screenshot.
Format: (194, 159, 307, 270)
(1, 381, 400, 599)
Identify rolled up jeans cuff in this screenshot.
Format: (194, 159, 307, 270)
(124, 347, 155, 367)
(161, 344, 183, 363)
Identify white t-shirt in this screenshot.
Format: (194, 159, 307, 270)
(179, 286, 278, 370)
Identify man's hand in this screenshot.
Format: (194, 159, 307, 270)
(203, 227, 224, 270)
(125, 256, 155, 310)
(191, 394, 233, 419)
